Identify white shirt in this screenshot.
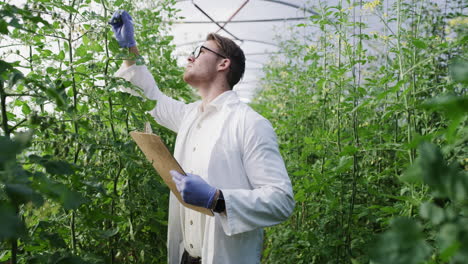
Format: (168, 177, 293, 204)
(181, 94, 229, 257)
(115, 64, 295, 264)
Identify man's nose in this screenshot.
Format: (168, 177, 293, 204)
(187, 55, 195, 62)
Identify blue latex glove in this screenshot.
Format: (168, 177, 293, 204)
(170, 170, 217, 209)
(108, 10, 136, 48)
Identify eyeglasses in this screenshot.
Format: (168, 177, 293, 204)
(191, 45, 227, 59)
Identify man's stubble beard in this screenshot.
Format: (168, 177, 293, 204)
(183, 67, 215, 88)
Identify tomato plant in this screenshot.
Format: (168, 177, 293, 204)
(1, 0, 192, 263)
(253, 0, 467, 263)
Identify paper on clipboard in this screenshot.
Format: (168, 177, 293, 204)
(130, 131, 214, 216)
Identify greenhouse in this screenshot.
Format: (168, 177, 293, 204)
(0, 0, 467, 263)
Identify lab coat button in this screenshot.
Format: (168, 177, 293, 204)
(190, 244, 193, 248)
(190, 220, 193, 225)
(193, 147, 196, 152)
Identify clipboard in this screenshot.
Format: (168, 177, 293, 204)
(130, 131, 214, 216)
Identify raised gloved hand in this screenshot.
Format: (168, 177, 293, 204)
(108, 10, 136, 48)
(170, 170, 217, 209)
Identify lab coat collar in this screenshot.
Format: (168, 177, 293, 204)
(198, 90, 240, 113)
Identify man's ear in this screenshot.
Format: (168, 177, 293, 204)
(217, 58, 231, 72)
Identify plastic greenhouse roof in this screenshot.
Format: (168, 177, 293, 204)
(5, 0, 314, 104)
(6, 0, 457, 104)
(166, 0, 315, 102)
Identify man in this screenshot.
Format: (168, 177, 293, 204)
(110, 10, 294, 264)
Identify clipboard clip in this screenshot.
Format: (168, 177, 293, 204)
(144, 122, 153, 134)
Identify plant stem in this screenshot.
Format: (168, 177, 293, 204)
(101, 3, 121, 262)
(0, 81, 9, 138)
(29, 45, 33, 72)
(1, 63, 21, 264)
(337, 1, 345, 260)
(67, 0, 78, 253)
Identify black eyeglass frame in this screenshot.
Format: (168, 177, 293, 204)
(191, 45, 228, 59)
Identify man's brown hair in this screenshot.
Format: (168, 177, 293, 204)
(206, 33, 246, 89)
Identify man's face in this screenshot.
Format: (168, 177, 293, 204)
(183, 40, 224, 88)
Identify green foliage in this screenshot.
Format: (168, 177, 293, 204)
(372, 141, 468, 264)
(1, 0, 466, 263)
(253, 0, 467, 263)
(0, 0, 190, 263)
(371, 217, 431, 264)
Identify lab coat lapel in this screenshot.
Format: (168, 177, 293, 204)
(173, 102, 201, 163)
(206, 92, 241, 187)
(174, 92, 240, 166)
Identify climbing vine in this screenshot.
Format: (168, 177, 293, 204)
(1, 0, 191, 263)
(255, 0, 467, 263)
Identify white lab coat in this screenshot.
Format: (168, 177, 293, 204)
(115, 64, 295, 264)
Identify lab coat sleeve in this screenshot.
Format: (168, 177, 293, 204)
(114, 64, 188, 132)
(218, 113, 295, 236)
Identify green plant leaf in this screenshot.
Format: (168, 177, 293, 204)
(370, 217, 431, 264)
(411, 38, 427, 49)
(43, 160, 74, 175)
(419, 202, 444, 225)
(5, 183, 44, 207)
(0, 202, 25, 241)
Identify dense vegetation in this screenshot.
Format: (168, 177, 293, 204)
(254, 0, 467, 263)
(0, 0, 466, 263)
(0, 0, 191, 262)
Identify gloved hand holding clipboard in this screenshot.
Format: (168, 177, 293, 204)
(130, 131, 214, 216)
